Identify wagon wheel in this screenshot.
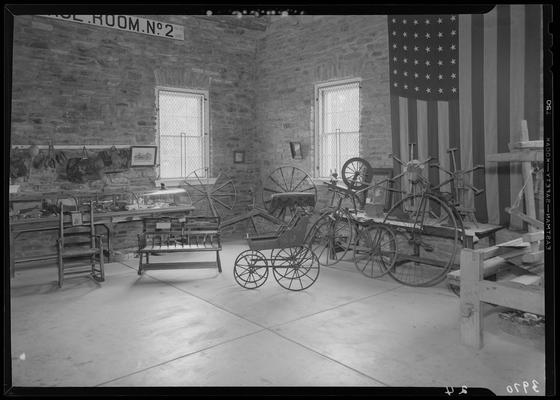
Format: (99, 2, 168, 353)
(272, 246, 320, 291)
(353, 224, 397, 278)
(342, 157, 373, 191)
(234, 250, 269, 289)
(262, 166, 317, 221)
(184, 168, 237, 218)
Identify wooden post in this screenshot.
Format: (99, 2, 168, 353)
(460, 248, 484, 349)
(520, 120, 538, 234)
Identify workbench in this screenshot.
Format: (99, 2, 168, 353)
(9, 205, 195, 278)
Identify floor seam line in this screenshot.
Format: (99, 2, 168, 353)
(268, 328, 390, 386)
(133, 270, 273, 330)
(268, 285, 402, 329)
(94, 328, 268, 387)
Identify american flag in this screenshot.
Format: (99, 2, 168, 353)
(389, 5, 543, 227)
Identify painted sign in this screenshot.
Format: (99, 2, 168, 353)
(40, 15, 184, 41)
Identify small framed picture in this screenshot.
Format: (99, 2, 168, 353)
(130, 146, 157, 167)
(233, 150, 245, 164)
(71, 212, 83, 226)
(290, 142, 303, 160)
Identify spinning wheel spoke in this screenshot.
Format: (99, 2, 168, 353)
(262, 166, 317, 222)
(291, 175, 309, 192)
(342, 157, 373, 191)
(185, 168, 237, 218)
(213, 196, 234, 210)
(211, 179, 233, 194)
(184, 180, 207, 195)
(268, 175, 287, 192)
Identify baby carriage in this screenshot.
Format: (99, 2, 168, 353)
(233, 208, 320, 291)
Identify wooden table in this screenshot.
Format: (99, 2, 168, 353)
(353, 212, 503, 250)
(9, 205, 195, 278)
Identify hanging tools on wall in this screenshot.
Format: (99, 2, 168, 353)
(43, 141, 57, 169)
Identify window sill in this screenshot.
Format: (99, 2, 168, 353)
(156, 178, 217, 187)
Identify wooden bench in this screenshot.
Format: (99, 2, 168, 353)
(137, 216, 222, 275)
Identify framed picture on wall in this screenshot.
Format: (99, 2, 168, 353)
(130, 146, 157, 167)
(233, 150, 245, 164)
(289, 142, 303, 160)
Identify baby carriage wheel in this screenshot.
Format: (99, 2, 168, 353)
(234, 250, 269, 289)
(272, 245, 320, 291)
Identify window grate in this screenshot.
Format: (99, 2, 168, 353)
(157, 89, 207, 179)
(317, 81, 360, 177)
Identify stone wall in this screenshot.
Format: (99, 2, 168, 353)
(10, 15, 265, 239)
(10, 14, 395, 258)
(253, 15, 392, 211)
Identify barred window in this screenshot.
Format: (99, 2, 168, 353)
(315, 79, 361, 178)
(157, 87, 209, 179)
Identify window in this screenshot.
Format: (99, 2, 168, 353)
(156, 87, 209, 180)
(315, 79, 361, 178)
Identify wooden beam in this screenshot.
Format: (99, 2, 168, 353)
(510, 140, 544, 150)
(506, 207, 544, 230)
(486, 150, 543, 162)
(478, 280, 544, 315)
(460, 249, 484, 349)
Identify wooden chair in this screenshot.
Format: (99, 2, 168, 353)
(57, 200, 105, 287)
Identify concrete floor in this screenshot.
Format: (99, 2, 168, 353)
(9, 239, 545, 394)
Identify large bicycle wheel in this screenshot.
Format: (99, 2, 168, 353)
(353, 224, 397, 278)
(233, 250, 268, 289)
(306, 211, 354, 266)
(382, 193, 460, 287)
(272, 246, 320, 291)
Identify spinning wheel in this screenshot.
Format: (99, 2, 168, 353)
(184, 168, 237, 218)
(341, 157, 373, 190)
(261, 166, 317, 221)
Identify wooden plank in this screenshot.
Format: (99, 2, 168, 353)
(506, 207, 544, 229)
(486, 150, 543, 162)
(142, 261, 219, 270)
(521, 251, 544, 265)
(475, 244, 530, 261)
(519, 121, 538, 233)
(510, 140, 544, 150)
(460, 248, 484, 349)
(509, 274, 542, 286)
(496, 237, 527, 247)
(478, 280, 544, 315)
(523, 231, 544, 242)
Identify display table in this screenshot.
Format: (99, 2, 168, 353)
(353, 212, 503, 249)
(9, 205, 195, 278)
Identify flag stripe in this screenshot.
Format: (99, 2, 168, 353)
(408, 98, 418, 159)
(390, 95, 402, 197)
(525, 4, 542, 140)
(497, 5, 511, 226)
(448, 99, 461, 172)
(427, 100, 440, 189)
(509, 4, 526, 229)
(459, 14, 474, 217)
(472, 13, 488, 223)
(417, 100, 429, 167)
(482, 9, 499, 225)
(399, 96, 409, 194)
(437, 101, 450, 188)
